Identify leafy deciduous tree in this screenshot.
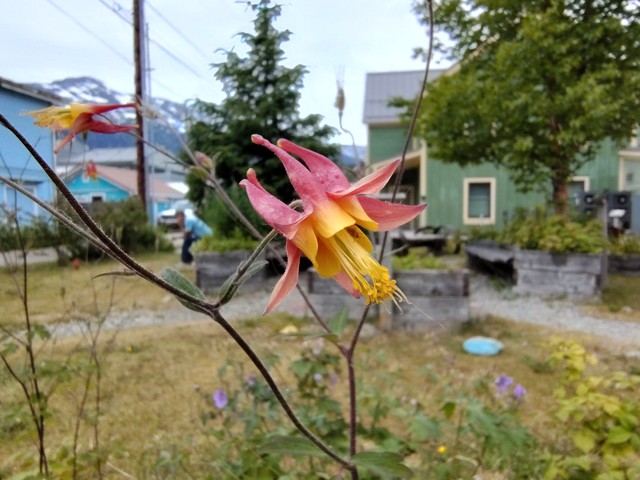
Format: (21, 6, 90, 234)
(412, 0, 640, 215)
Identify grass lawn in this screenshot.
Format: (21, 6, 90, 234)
(0, 252, 189, 327)
(588, 274, 640, 323)
(1, 253, 639, 478)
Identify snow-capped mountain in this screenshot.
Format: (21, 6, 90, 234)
(30, 76, 188, 153)
(29, 77, 364, 164)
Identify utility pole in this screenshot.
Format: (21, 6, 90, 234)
(133, 0, 147, 211)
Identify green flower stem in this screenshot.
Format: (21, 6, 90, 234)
(343, 0, 435, 465)
(216, 229, 278, 306)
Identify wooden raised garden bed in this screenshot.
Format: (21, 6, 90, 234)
(392, 269, 470, 332)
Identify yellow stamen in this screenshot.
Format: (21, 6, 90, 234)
(321, 226, 406, 305)
(25, 105, 75, 129)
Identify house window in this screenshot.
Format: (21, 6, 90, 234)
(568, 176, 590, 207)
(463, 177, 496, 225)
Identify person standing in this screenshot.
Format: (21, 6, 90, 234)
(176, 209, 212, 265)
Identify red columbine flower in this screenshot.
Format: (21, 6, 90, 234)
(85, 160, 98, 181)
(240, 134, 426, 314)
(25, 103, 137, 153)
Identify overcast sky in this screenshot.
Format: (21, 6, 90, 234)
(1, 0, 448, 146)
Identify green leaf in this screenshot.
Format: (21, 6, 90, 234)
(217, 260, 268, 304)
(442, 401, 456, 419)
(259, 435, 327, 458)
(607, 426, 632, 444)
(408, 413, 441, 442)
(352, 452, 413, 479)
(2, 342, 18, 355)
(328, 308, 348, 337)
(573, 430, 595, 453)
(159, 267, 206, 312)
(32, 323, 50, 340)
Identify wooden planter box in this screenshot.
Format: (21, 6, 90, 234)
(514, 249, 607, 297)
(608, 254, 640, 275)
(195, 250, 267, 294)
(392, 269, 470, 332)
(304, 271, 378, 321)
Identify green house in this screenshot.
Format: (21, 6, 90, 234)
(363, 70, 640, 232)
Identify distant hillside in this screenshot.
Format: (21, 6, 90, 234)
(32, 77, 365, 164)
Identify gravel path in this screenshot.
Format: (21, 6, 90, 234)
(469, 273, 640, 345)
(49, 273, 640, 347)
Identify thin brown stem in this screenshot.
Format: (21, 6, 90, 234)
(208, 307, 353, 470)
(0, 113, 352, 474)
(343, 0, 435, 465)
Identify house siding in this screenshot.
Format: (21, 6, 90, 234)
(0, 88, 56, 223)
(368, 126, 622, 231)
(66, 176, 130, 203)
(369, 125, 408, 163)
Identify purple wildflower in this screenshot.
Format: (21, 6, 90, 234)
(495, 374, 514, 393)
(245, 375, 257, 387)
(513, 384, 527, 401)
(213, 388, 228, 409)
(313, 373, 323, 383)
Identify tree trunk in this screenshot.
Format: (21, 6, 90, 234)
(551, 174, 569, 218)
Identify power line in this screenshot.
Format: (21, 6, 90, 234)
(44, 0, 133, 67)
(147, 1, 212, 62)
(92, 0, 208, 99)
(95, 0, 132, 24)
(95, 0, 209, 80)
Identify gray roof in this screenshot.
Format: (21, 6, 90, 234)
(0, 76, 63, 104)
(362, 70, 446, 124)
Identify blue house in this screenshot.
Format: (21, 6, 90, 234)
(0, 76, 62, 224)
(63, 164, 184, 223)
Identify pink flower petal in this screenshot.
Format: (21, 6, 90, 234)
(79, 103, 137, 116)
(239, 170, 309, 239)
(54, 115, 135, 153)
(252, 135, 355, 238)
(277, 139, 350, 192)
(264, 242, 302, 314)
(358, 197, 427, 231)
(333, 160, 401, 197)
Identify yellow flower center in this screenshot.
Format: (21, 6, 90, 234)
(28, 105, 74, 129)
(324, 226, 406, 305)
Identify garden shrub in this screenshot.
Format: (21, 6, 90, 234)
(57, 197, 173, 260)
(499, 207, 606, 254)
(392, 248, 447, 270)
(609, 233, 640, 255)
(200, 185, 265, 240)
(545, 339, 640, 479)
(192, 234, 259, 253)
(0, 216, 61, 251)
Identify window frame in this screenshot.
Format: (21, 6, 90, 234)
(463, 177, 496, 226)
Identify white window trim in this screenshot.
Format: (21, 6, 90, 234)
(463, 177, 496, 226)
(571, 176, 590, 192)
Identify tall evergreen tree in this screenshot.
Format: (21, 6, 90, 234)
(412, 0, 640, 216)
(186, 0, 338, 208)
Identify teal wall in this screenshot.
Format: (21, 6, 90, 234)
(369, 125, 408, 163)
(368, 125, 622, 231)
(66, 175, 129, 203)
(0, 88, 56, 224)
(425, 161, 544, 230)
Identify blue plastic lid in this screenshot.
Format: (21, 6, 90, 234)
(463, 336, 504, 356)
